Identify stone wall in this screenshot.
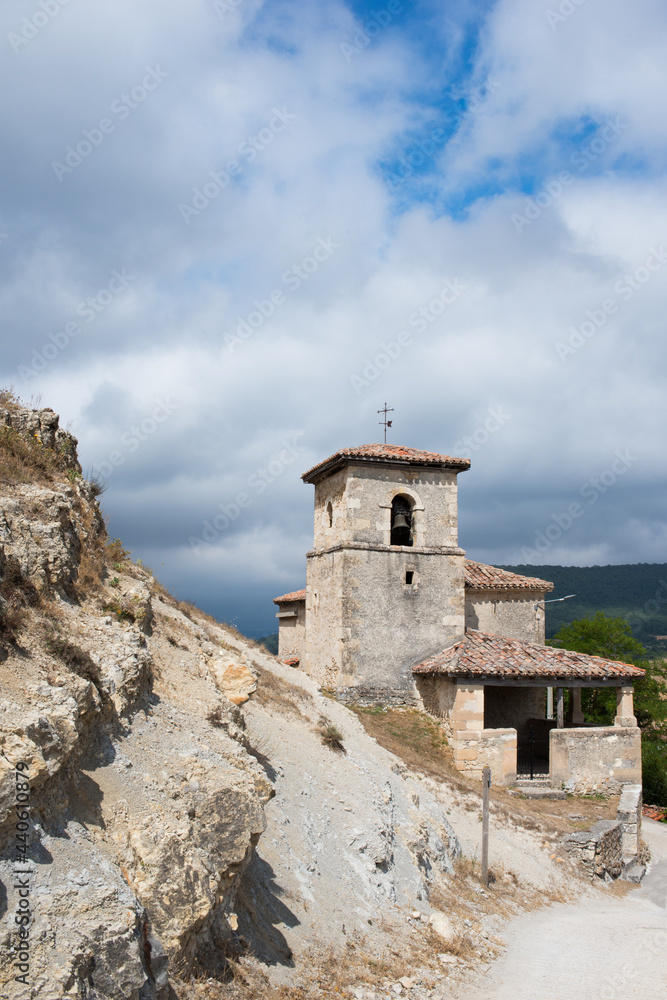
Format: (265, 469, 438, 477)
(305, 545, 465, 701)
(561, 786, 644, 881)
(483, 685, 546, 732)
(304, 547, 344, 689)
(550, 725, 642, 793)
(414, 675, 457, 732)
(465, 590, 545, 643)
(449, 726, 517, 783)
(562, 819, 623, 879)
(276, 600, 306, 662)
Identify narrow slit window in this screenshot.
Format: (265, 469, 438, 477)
(326, 501, 333, 527)
(405, 570, 414, 585)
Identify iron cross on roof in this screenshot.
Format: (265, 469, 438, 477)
(377, 403, 394, 443)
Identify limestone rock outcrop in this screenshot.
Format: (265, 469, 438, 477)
(0, 406, 273, 998)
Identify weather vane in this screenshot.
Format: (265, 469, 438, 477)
(377, 403, 394, 444)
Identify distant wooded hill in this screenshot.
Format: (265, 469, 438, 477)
(499, 564, 667, 654)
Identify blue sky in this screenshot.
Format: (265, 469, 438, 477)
(1, 0, 667, 635)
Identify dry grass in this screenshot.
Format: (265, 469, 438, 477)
(0, 425, 72, 486)
(73, 498, 109, 598)
(0, 554, 40, 645)
(252, 664, 314, 720)
(170, 902, 505, 1000)
(353, 707, 619, 838)
(316, 716, 346, 752)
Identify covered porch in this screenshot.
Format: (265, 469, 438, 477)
(413, 629, 645, 792)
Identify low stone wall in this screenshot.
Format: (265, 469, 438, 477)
(550, 725, 641, 794)
(561, 784, 644, 881)
(562, 819, 623, 879)
(450, 728, 517, 784)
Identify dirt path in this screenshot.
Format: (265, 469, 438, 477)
(459, 819, 667, 1000)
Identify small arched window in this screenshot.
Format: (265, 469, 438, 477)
(326, 501, 333, 528)
(390, 495, 414, 547)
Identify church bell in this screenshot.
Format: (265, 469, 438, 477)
(392, 512, 410, 530)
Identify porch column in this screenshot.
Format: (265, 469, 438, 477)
(615, 685, 637, 727)
(450, 683, 485, 776)
(572, 687, 585, 724)
(546, 687, 554, 719)
(556, 687, 564, 728)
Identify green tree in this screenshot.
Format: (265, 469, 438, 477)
(548, 611, 647, 663)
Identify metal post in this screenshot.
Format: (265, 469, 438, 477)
(556, 687, 564, 729)
(481, 766, 491, 888)
(528, 723, 534, 780)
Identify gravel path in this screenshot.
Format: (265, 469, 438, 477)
(461, 819, 667, 1000)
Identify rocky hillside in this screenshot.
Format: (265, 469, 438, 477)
(1, 401, 495, 1000)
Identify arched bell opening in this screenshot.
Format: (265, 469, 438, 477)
(390, 494, 414, 546)
(326, 501, 333, 528)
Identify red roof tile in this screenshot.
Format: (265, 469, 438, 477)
(273, 588, 306, 604)
(464, 560, 554, 593)
(412, 629, 645, 682)
(302, 444, 470, 482)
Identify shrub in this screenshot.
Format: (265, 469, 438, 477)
(642, 734, 667, 808)
(84, 468, 106, 497)
(0, 387, 22, 410)
(106, 538, 130, 565)
(207, 706, 227, 727)
(317, 716, 345, 753)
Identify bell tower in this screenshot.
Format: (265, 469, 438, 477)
(301, 444, 470, 703)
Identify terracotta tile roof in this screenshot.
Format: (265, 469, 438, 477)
(412, 629, 645, 682)
(273, 588, 306, 604)
(464, 560, 554, 593)
(302, 444, 470, 482)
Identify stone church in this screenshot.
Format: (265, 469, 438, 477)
(273, 443, 644, 793)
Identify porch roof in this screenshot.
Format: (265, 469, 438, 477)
(412, 629, 645, 683)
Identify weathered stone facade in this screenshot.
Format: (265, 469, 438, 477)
(304, 455, 467, 700)
(465, 589, 545, 643)
(275, 598, 306, 661)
